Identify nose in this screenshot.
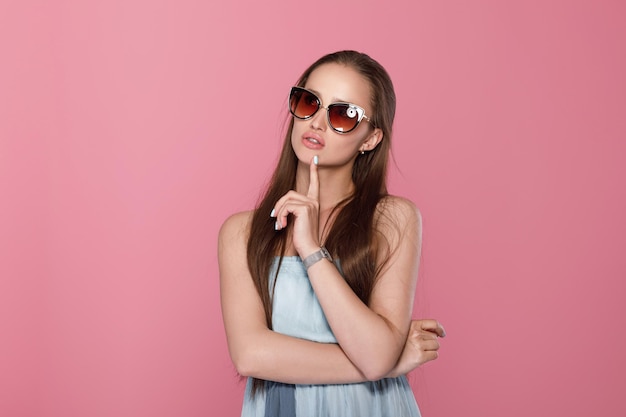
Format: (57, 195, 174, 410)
(309, 106, 327, 132)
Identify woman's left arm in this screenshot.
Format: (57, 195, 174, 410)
(306, 197, 421, 381)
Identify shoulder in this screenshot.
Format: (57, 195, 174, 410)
(373, 196, 423, 258)
(218, 210, 254, 247)
(376, 195, 422, 230)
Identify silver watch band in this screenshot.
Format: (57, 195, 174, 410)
(302, 246, 333, 270)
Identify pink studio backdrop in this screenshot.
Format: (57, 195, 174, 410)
(1, 1, 624, 416)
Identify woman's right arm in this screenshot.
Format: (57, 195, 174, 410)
(219, 211, 367, 384)
(218, 211, 443, 384)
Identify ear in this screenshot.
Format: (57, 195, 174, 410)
(359, 128, 383, 153)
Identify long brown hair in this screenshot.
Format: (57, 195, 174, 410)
(246, 50, 396, 388)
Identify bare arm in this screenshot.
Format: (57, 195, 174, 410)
(270, 160, 428, 380)
(219, 211, 368, 384)
(304, 197, 422, 380)
(389, 319, 446, 377)
(222, 160, 444, 383)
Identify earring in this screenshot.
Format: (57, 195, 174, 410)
(360, 150, 365, 155)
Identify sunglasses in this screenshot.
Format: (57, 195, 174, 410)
(289, 86, 372, 134)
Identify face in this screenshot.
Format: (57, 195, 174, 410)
(290, 63, 382, 168)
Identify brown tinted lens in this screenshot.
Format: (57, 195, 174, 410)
(328, 104, 360, 133)
(290, 88, 319, 119)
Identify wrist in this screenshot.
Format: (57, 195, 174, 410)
(301, 246, 333, 270)
(299, 245, 321, 260)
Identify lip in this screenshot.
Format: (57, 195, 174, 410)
(301, 132, 325, 149)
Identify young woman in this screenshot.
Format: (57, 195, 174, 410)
(219, 50, 445, 417)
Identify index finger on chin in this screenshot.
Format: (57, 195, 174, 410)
(307, 155, 320, 200)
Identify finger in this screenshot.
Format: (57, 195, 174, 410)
(412, 349, 439, 369)
(416, 338, 440, 352)
(275, 199, 302, 231)
(412, 330, 438, 341)
(273, 198, 296, 231)
(275, 197, 319, 232)
(271, 191, 308, 230)
(307, 155, 319, 201)
(421, 350, 439, 363)
(415, 319, 446, 338)
(433, 323, 446, 338)
(272, 197, 288, 230)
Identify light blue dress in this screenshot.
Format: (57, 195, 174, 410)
(241, 257, 421, 417)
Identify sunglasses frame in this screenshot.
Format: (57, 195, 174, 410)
(289, 86, 372, 134)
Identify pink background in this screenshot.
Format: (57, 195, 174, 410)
(1, 1, 624, 416)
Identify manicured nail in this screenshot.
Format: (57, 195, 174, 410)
(313, 155, 319, 165)
(270, 209, 275, 217)
(274, 220, 280, 231)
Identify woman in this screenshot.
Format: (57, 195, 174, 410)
(219, 50, 445, 417)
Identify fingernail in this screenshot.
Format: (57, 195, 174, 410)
(274, 220, 280, 230)
(270, 209, 275, 217)
(313, 155, 318, 165)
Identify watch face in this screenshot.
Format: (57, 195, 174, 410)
(321, 247, 332, 261)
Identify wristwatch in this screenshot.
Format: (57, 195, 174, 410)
(302, 246, 333, 270)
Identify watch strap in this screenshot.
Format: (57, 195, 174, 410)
(302, 246, 333, 270)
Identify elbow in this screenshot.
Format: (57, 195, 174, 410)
(230, 346, 258, 377)
(356, 343, 403, 381)
(227, 328, 275, 378)
(231, 352, 258, 377)
(235, 364, 256, 378)
(232, 356, 252, 377)
(230, 343, 269, 378)
(360, 360, 396, 382)
(363, 370, 387, 382)
(363, 369, 391, 382)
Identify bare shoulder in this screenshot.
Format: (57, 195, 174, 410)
(373, 196, 422, 265)
(376, 195, 422, 231)
(218, 210, 254, 249)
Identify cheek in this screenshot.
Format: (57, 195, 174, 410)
(335, 140, 360, 153)
(290, 125, 303, 147)
(290, 120, 306, 139)
(332, 132, 368, 153)
(324, 139, 364, 163)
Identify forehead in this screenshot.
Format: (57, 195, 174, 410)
(304, 63, 372, 110)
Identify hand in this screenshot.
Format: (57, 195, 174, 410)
(271, 156, 321, 256)
(389, 319, 446, 377)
